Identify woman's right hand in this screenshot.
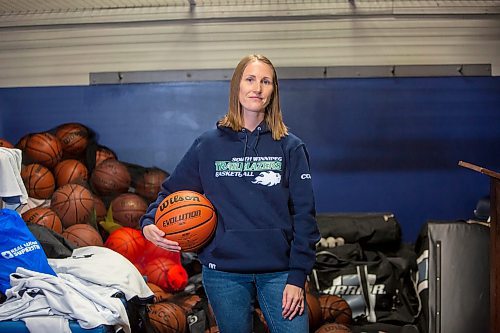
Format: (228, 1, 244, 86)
(143, 224, 181, 252)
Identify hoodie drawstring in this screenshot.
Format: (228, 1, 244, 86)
(253, 126, 261, 156)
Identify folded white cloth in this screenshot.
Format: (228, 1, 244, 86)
(0, 148, 28, 205)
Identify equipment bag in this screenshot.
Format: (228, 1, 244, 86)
(0, 209, 56, 293)
(311, 244, 420, 325)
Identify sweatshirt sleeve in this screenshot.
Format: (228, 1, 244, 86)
(139, 138, 203, 229)
(286, 143, 321, 288)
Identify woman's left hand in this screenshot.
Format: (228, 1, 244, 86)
(282, 284, 305, 320)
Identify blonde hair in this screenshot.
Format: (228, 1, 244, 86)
(218, 54, 288, 140)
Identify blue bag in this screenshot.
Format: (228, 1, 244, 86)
(0, 209, 56, 293)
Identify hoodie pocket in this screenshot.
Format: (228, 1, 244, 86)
(210, 228, 290, 271)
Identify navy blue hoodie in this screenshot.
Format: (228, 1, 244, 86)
(140, 122, 320, 288)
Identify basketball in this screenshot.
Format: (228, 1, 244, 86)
(24, 132, 63, 168)
(147, 282, 173, 303)
(254, 308, 270, 333)
(171, 293, 201, 313)
(154, 190, 216, 252)
(111, 193, 148, 228)
(62, 223, 104, 248)
(93, 194, 107, 222)
(144, 257, 188, 292)
(22, 207, 63, 234)
(135, 168, 169, 202)
(306, 292, 323, 330)
(95, 145, 117, 167)
(0, 138, 14, 148)
(51, 183, 95, 228)
(91, 159, 131, 195)
(55, 123, 89, 156)
(54, 159, 89, 187)
(104, 227, 146, 263)
(315, 323, 352, 333)
(318, 294, 352, 325)
(148, 302, 186, 333)
(21, 163, 55, 199)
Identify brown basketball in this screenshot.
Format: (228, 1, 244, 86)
(148, 302, 187, 333)
(54, 159, 89, 187)
(24, 132, 63, 168)
(0, 138, 14, 148)
(171, 294, 201, 313)
(51, 183, 95, 228)
(95, 146, 117, 167)
(254, 308, 270, 333)
(154, 190, 216, 252)
(111, 193, 148, 228)
(22, 207, 63, 234)
(93, 194, 107, 222)
(147, 282, 173, 303)
(135, 168, 169, 202)
(15, 134, 30, 150)
(306, 292, 323, 330)
(55, 123, 89, 156)
(315, 323, 352, 333)
(318, 294, 352, 325)
(62, 223, 104, 247)
(90, 159, 131, 195)
(21, 163, 55, 199)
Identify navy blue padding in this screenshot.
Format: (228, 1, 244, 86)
(1, 76, 499, 242)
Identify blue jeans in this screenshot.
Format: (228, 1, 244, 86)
(202, 266, 308, 333)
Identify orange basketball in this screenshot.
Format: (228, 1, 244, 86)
(54, 159, 88, 187)
(144, 257, 188, 292)
(22, 207, 63, 234)
(0, 138, 14, 148)
(51, 183, 95, 228)
(315, 323, 352, 333)
(147, 282, 172, 303)
(154, 190, 216, 252)
(148, 302, 186, 333)
(95, 146, 116, 167)
(21, 163, 55, 199)
(318, 294, 352, 325)
(24, 132, 63, 168)
(104, 227, 146, 263)
(55, 123, 89, 156)
(111, 193, 148, 228)
(90, 159, 131, 195)
(135, 168, 169, 202)
(306, 292, 323, 331)
(62, 223, 104, 248)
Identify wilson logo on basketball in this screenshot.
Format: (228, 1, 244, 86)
(158, 194, 201, 212)
(163, 210, 202, 227)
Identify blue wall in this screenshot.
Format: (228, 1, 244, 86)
(1, 76, 499, 242)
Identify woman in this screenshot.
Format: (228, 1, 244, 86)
(140, 54, 320, 333)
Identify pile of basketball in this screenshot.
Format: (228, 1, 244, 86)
(2, 122, 169, 249)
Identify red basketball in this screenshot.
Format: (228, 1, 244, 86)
(24, 132, 63, 168)
(154, 190, 216, 252)
(22, 207, 63, 234)
(144, 257, 188, 292)
(104, 227, 146, 263)
(90, 159, 131, 195)
(0, 138, 14, 148)
(148, 302, 186, 333)
(51, 184, 95, 228)
(306, 292, 323, 331)
(21, 163, 55, 199)
(95, 146, 117, 167)
(62, 223, 104, 248)
(135, 168, 169, 202)
(111, 193, 148, 228)
(318, 294, 353, 325)
(147, 282, 172, 303)
(315, 323, 352, 333)
(55, 123, 89, 156)
(54, 159, 89, 187)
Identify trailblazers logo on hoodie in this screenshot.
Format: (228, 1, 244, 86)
(214, 156, 282, 186)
